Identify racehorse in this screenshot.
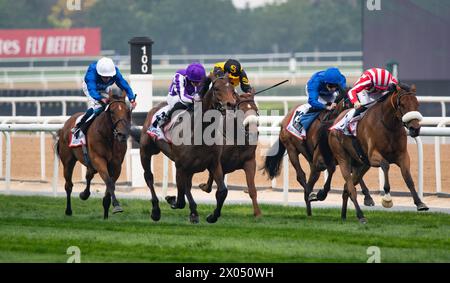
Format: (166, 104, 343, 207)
(134, 73, 236, 223)
(57, 90, 131, 219)
(198, 92, 262, 217)
(263, 90, 375, 216)
(323, 84, 428, 223)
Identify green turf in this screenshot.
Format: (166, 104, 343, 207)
(0, 195, 448, 263)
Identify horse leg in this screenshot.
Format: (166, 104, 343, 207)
(306, 165, 322, 203)
(170, 168, 187, 209)
(341, 185, 349, 221)
(102, 191, 111, 220)
(183, 172, 199, 223)
(359, 178, 375, 207)
(206, 163, 228, 223)
(378, 160, 393, 208)
(92, 159, 121, 219)
(347, 171, 367, 224)
(397, 153, 429, 211)
(286, 146, 310, 215)
(141, 152, 161, 221)
(63, 158, 76, 216)
(336, 157, 366, 223)
(79, 168, 95, 201)
(317, 164, 336, 201)
(243, 159, 261, 218)
(199, 173, 214, 193)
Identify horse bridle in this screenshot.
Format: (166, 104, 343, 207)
(390, 90, 411, 128)
(210, 76, 233, 113)
(107, 100, 130, 139)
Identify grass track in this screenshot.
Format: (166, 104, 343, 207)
(0, 195, 448, 263)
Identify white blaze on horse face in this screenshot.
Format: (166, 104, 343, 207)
(118, 105, 122, 111)
(402, 111, 423, 123)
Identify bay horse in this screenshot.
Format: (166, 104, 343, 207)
(198, 92, 262, 217)
(134, 73, 236, 223)
(263, 91, 375, 216)
(57, 90, 131, 219)
(323, 84, 428, 223)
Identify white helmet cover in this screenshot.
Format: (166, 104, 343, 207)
(96, 57, 116, 77)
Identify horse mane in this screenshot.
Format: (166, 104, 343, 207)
(335, 87, 350, 104)
(199, 74, 213, 98)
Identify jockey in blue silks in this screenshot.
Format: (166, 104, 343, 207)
(72, 57, 137, 138)
(293, 67, 346, 139)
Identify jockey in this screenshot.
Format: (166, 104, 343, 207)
(293, 67, 346, 138)
(213, 59, 253, 94)
(151, 62, 207, 129)
(72, 57, 136, 138)
(330, 68, 398, 133)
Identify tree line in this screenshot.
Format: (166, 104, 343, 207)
(0, 0, 362, 55)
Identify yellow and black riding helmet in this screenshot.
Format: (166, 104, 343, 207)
(224, 59, 242, 80)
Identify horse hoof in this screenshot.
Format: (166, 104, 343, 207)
(364, 198, 375, 207)
(65, 209, 72, 216)
(79, 191, 90, 201)
(113, 206, 123, 214)
(359, 218, 368, 224)
(308, 193, 318, 202)
(190, 213, 199, 224)
(151, 208, 161, 222)
(316, 189, 328, 201)
(417, 203, 429, 211)
(199, 183, 211, 193)
(381, 199, 393, 208)
(165, 196, 176, 206)
(206, 214, 218, 224)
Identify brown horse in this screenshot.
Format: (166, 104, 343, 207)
(134, 73, 236, 223)
(263, 91, 375, 216)
(198, 92, 262, 217)
(323, 84, 428, 223)
(57, 90, 131, 219)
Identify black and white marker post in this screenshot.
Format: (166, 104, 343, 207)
(128, 37, 153, 187)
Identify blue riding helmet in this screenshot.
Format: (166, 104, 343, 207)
(323, 67, 344, 85)
(186, 62, 206, 82)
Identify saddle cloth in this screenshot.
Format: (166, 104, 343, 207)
(146, 106, 186, 143)
(285, 105, 305, 141)
(69, 115, 86, 148)
(285, 106, 321, 141)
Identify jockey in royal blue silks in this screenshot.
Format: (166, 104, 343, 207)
(293, 67, 346, 139)
(72, 57, 137, 138)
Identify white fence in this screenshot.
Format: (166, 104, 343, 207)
(1, 115, 450, 203)
(2, 95, 450, 117)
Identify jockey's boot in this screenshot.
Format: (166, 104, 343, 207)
(73, 108, 94, 138)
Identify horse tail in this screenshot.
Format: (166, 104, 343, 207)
(129, 126, 141, 144)
(262, 138, 286, 179)
(54, 129, 61, 158)
(318, 121, 334, 167)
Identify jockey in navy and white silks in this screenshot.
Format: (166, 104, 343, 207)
(152, 62, 206, 128)
(72, 57, 136, 137)
(294, 67, 346, 138)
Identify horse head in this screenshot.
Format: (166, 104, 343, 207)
(200, 73, 236, 113)
(392, 84, 423, 137)
(106, 90, 131, 142)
